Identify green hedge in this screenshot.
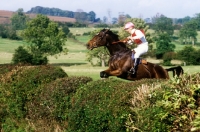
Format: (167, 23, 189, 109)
(67, 79, 164, 132)
(1, 64, 200, 132)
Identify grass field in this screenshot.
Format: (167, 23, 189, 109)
(1, 28, 200, 80)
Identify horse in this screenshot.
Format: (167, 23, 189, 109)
(86, 28, 183, 81)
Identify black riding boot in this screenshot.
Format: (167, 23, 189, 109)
(130, 58, 140, 74)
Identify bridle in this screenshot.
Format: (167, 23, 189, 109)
(91, 29, 110, 48)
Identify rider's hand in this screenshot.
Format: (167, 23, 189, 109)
(127, 36, 134, 41)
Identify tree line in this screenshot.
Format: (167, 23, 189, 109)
(26, 6, 100, 23)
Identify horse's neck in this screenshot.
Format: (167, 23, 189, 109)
(106, 41, 129, 55)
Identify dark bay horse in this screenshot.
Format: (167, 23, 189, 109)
(86, 29, 183, 81)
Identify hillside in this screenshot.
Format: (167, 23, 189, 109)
(0, 10, 76, 24)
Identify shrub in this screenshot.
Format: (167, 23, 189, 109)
(127, 73, 200, 132)
(12, 46, 33, 64)
(162, 52, 177, 66)
(31, 54, 48, 65)
(67, 78, 163, 132)
(0, 65, 67, 128)
(26, 76, 93, 131)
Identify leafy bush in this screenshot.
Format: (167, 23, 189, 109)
(1, 63, 200, 132)
(0, 65, 67, 130)
(162, 52, 177, 66)
(31, 54, 48, 65)
(0, 24, 19, 40)
(177, 46, 200, 65)
(127, 73, 200, 132)
(67, 78, 163, 132)
(12, 46, 49, 65)
(26, 76, 93, 131)
(12, 46, 33, 64)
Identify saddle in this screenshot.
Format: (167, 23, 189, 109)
(140, 59, 148, 65)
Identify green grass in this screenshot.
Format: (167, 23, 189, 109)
(69, 27, 120, 35)
(0, 38, 27, 53)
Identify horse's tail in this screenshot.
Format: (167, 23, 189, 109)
(165, 66, 184, 77)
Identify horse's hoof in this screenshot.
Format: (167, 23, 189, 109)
(100, 71, 109, 78)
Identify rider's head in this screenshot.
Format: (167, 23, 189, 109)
(124, 22, 135, 31)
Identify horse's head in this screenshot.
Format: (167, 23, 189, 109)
(86, 29, 119, 50)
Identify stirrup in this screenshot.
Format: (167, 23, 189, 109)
(129, 67, 136, 74)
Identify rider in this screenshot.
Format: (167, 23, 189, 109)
(124, 22, 148, 74)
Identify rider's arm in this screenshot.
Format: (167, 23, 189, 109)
(128, 30, 145, 40)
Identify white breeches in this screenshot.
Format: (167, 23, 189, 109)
(133, 42, 148, 58)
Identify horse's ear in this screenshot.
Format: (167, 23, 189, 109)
(105, 28, 110, 33)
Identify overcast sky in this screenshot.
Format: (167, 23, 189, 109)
(1, 0, 200, 19)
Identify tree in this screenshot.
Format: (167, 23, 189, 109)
(88, 11, 96, 22)
(179, 20, 198, 46)
(154, 33, 175, 59)
(0, 24, 18, 40)
(21, 14, 67, 64)
(86, 47, 109, 67)
(152, 15, 174, 36)
(11, 8, 29, 30)
(193, 13, 200, 30)
(112, 17, 118, 24)
(177, 46, 200, 65)
(151, 15, 175, 59)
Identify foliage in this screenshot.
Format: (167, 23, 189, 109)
(67, 79, 128, 131)
(12, 46, 33, 64)
(86, 47, 109, 66)
(11, 8, 29, 30)
(118, 18, 153, 57)
(162, 52, 177, 66)
(27, 6, 99, 23)
(1, 63, 200, 131)
(119, 18, 152, 42)
(22, 14, 67, 64)
(152, 15, 174, 36)
(179, 20, 198, 45)
(193, 13, 200, 31)
(177, 46, 200, 65)
(0, 65, 68, 130)
(0, 24, 19, 40)
(67, 79, 163, 132)
(12, 46, 49, 65)
(151, 15, 176, 59)
(126, 73, 200, 132)
(26, 76, 92, 131)
(61, 25, 70, 36)
(153, 33, 175, 59)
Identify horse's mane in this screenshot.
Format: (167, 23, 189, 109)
(101, 29, 130, 51)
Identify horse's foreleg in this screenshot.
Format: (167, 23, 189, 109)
(100, 69, 123, 78)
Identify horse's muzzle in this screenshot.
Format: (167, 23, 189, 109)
(86, 43, 93, 50)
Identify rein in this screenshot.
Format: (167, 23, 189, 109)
(112, 38, 129, 44)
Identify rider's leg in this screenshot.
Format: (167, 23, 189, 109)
(129, 50, 139, 74)
(129, 44, 148, 74)
(130, 58, 140, 74)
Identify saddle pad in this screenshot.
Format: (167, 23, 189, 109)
(141, 59, 147, 64)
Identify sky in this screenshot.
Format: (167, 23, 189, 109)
(1, 0, 200, 19)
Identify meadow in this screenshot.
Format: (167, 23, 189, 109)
(0, 27, 200, 80)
